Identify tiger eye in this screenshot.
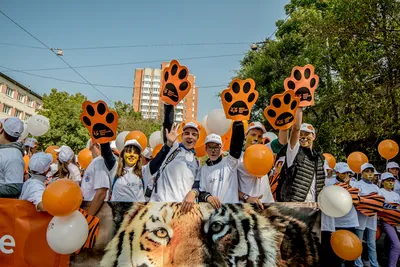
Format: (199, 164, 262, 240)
(211, 222, 223, 233)
(155, 229, 168, 238)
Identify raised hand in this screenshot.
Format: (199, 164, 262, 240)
(245, 195, 264, 210)
(165, 123, 180, 147)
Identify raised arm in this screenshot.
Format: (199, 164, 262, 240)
(289, 107, 303, 149)
(163, 104, 175, 144)
(100, 142, 116, 171)
(229, 121, 245, 159)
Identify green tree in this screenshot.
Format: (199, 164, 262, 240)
(36, 89, 89, 152)
(113, 101, 161, 138)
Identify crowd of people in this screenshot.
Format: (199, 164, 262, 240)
(1, 101, 400, 267)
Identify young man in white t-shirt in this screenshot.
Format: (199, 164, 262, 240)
(387, 161, 400, 196)
(81, 140, 112, 216)
(197, 121, 244, 207)
(20, 152, 53, 212)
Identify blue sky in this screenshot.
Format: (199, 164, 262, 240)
(0, 0, 289, 120)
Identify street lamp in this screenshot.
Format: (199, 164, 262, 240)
(251, 41, 268, 51)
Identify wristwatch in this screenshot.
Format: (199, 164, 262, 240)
(243, 194, 249, 201)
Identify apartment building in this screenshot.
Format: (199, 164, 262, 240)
(132, 62, 198, 122)
(0, 72, 43, 121)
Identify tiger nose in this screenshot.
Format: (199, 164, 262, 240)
(170, 241, 208, 266)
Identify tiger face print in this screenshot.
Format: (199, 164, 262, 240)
(100, 203, 320, 267)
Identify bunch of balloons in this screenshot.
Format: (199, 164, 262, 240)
(42, 179, 88, 254)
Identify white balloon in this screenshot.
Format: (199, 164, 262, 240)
(149, 131, 162, 148)
(201, 115, 210, 135)
(20, 122, 29, 140)
(318, 185, 353, 218)
(263, 132, 278, 142)
(27, 115, 50, 136)
(46, 210, 89, 254)
(116, 131, 129, 152)
(206, 109, 232, 136)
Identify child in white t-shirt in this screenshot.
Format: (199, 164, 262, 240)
(20, 152, 53, 212)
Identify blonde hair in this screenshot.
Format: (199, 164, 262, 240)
(116, 145, 142, 179)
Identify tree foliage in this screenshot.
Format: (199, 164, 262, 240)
(36, 89, 89, 152)
(236, 0, 400, 168)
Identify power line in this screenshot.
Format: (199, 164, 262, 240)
(0, 42, 251, 51)
(0, 65, 228, 89)
(0, 10, 112, 102)
(2, 53, 244, 72)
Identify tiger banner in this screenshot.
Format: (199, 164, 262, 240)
(70, 201, 321, 267)
(0, 199, 70, 267)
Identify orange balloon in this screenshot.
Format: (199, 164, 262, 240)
(195, 143, 207, 157)
(323, 153, 336, 169)
(378, 139, 399, 160)
(125, 131, 148, 150)
(23, 155, 29, 172)
(243, 144, 274, 177)
(45, 145, 59, 163)
(347, 152, 368, 174)
(331, 230, 362, 261)
(78, 148, 93, 170)
(42, 179, 83, 216)
(177, 120, 207, 149)
(152, 144, 163, 158)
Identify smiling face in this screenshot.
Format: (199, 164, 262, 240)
(299, 131, 315, 148)
(182, 127, 199, 150)
(123, 146, 141, 167)
(206, 142, 222, 161)
(362, 168, 375, 181)
(245, 128, 264, 149)
(383, 178, 395, 190)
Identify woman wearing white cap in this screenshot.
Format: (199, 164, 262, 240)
(101, 139, 145, 202)
(352, 162, 381, 267)
(196, 121, 244, 207)
(378, 172, 400, 267)
(23, 137, 38, 157)
(20, 152, 53, 212)
(53, 145, 81, 184)
(387, 161, 400, 196)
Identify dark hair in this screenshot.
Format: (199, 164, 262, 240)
(116, 145, 142, 179)
(3, 130, 18, 142)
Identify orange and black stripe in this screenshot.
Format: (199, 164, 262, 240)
(334, 182, 360, 205)
(378, 203, 400, 226)
(355, 193, 385, 217)
(269, 172, 280, 200)
(75, 208, 100, 254)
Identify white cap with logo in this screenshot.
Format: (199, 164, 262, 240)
(381, 172, 395, 181)
(360, 163, 375, 173)
(205, 134, 222, 145)
(247, 122, 266, 134)
(182, 122, 200, 132)
(29, 152, 53, 174)
(387, 162, 400, 170)
(300, 123, 315, 135)
(0, 117, 24, 138)
(55, 145, 75, 163)
(142, 147, 153, 159)
(335, 162, 353, 174)
(124, 139, 142, 152)
(24, 137, 38, 148)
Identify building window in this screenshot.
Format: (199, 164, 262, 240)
(6, 86, 14, 98)
(14, 109, 23, 119)
(3, 105, 12, 115)
(17, 94, 25, 103)
(24, 114, 31, 121)
(27, 98, 34, 107)
(36, 104, 42, 109)
(154, 76, 160, 80)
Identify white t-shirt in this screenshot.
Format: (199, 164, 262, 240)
(150, 142, 199, 202)
(142, 164, 151, 190)
(19, 176, 46, 210)
(394, 180, 400, 196)
(80, 156, 112, 201)
(199, 154, 239, 203)
(351, 180, 380, 231)
(237, 153, 274, 203)
(379, 188, 400, 204)
(0, 147, 24, 185)
(286, 142, 316, 202)
(67, 163, 81, 182)
(111, 167, 145, 202)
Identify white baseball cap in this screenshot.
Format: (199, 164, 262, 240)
(182, 122, 200, 132)
(0, 117, 24, 138)
(55, 145, 75, 163)
(142, 147, 153, 159)
(247, 122, 266, 134)
(300, 123, 315, 135)
(335, 162, 353, 174)
(205, 134, 222, 145)
(29, 152, 53, 174)
(24, 137, 38, 148)
(124, 139, 142, 152)
(360, 163, 375, 173)
(387, 162, 400, 170)
(381, 172, 395, 181)
(324, 161, 332, 171)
